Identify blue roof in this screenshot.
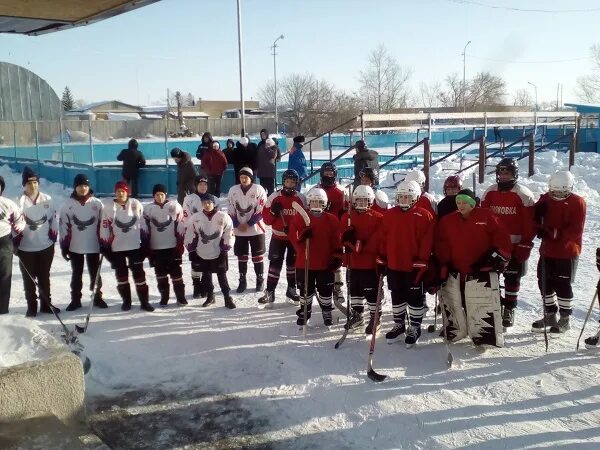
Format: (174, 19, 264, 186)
(564, 103, 600, 114)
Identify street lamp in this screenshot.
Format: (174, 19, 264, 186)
(528, 81, 538, 112)
(236, 0, 246, 137)
(462, 40, 471, 118)
(272, 34, 284, 134)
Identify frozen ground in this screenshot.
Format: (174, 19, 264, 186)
(1, 151, 599, 449)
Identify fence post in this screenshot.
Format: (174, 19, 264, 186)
(164, 116, 169, 188)
(423, 137, 431, 192)
(309, 142, 314, 174)
(360, 110, 364, 140)
(328, 132, 332, 161)
(34, 120, 40, 173)
(59, 117, 66, 187)
(478, 135, 485, 184)
(427, 113, 432, 140)
(88, 119, 95, 167)
(528, 134, 535, 177)
(13, 121, 17, 161)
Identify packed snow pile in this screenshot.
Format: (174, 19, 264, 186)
(0, 316, 56, 368)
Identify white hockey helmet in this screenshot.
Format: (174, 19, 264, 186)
(352, 185, 375, 211)
(306, 187, 328, 214)
(374, 189, 389, 209)
(396, 180, 421, 210)
(548, 170, 574, 200)
(405, 170, 426, 191)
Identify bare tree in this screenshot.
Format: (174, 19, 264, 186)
(438, 73, 463, 108)
(576, 44, 600, 103)
(184, 92, 195, 106)
(466, 72, 506, 109)
(513, 88, 533, 108)
(257, 80, 276, 111)
(359, 44, 412, 113)
(419, 81, 442, 108)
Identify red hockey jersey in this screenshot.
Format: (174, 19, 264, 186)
(339, 209, 383, 269)
(481, 183, 536, 248)
(535, 193, 586, 259)
(263, 190, 306, 241)
(415, 192, 437, 217)
(379, 206, 435, 272)
(320, 184, 345, 218)
(435, 207, 512, 274)
(289, 210, 341, 270)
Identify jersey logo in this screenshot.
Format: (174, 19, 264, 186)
(25, 214, 47, 231)
(235, 201, 253, 217)
(115, 216, 137, 233)
(199, 228, 220, 244)
(490, 206, 517, 215)
(151, 216, 173, 232)
(73, 215, 95, 231)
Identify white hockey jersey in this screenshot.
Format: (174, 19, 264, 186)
(59, 195, 103, 254)
(182, 193, 203, 221)
(100, 198, 146, 252)
(17, 192, 58, 252)
(143, 199, 184, 250)
(184, 210, 234, 260)
(0, 197, 24, 241)
(227, 183, 267, 237)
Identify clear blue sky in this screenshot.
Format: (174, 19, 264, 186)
(2, 0, 599, 107)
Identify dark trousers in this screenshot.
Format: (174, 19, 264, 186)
(538, 256, 578, 316)
(18, 245, 55, 310)
(152, 248, 183, 281)
(0, 235, 13, 314)
(501, 257, 526, 309)
(234, 234, 265, 277)
(349, 268, 379, 314)
(260, 177, 275, 196)
(125, 176, 139, 198)
(296, 268, 334, 320)
(387, 269, 427, 326)
(112, 249, 146, 283)
(70, 252, 102, 302)
(207, 175, 223, 197)
(266, 238, 296, 291)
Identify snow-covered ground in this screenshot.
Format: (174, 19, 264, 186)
(1, 151, 599, 449)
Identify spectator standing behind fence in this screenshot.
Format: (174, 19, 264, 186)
(196, 132, 213, 175)
(117, 138, 146, 198)
(201, 141, 228, 197)
(229, 137, 258, 182)
(257, 133, 280, 195)
(288, 135, 308, 189)
(352, 139, 379, 188)
(171, 147, 197, 205)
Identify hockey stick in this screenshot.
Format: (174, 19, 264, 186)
(576, 285, 599, 351)
(438, 286, 454, 368)
(540, 218, 549, 353)
(18, 255, 91, 373)
(75, 255, 104, 334)
(291, 201, 311, 336)
(427, 291, 439, 333)
(367, 274, 387, 382)
(335, 185, 354, 349)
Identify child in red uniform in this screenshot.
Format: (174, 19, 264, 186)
(339, 185, 383, 334)
(289, 188, 342, 326)
(378, 180, 435, 347)
(531, 171, 586, 334)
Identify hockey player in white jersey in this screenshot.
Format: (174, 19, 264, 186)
(184, 193, 236, 309)
(59, 174, 107, 311)
(182, 175, 209, 298)
(227, 167, 267, 293)
(17, 167, 60, 317)
(0, 175, 25, 315)
(143, 184, 187, 306)
(100, 181, 154, 312)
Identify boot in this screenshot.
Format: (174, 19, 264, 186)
(236, 274, 247, 294)
(365, 313, 380, 335)
(201, 291, 216, 307)
(117, 283, 132, 311)
(502, 307, 515, 328)
(136, 284, 155, 312)
(344, 310, 364, 330)
(296, 305, 312, 326)
(25, 300, 38, 318)
(158, 280, 170, 306)
(40, 302, 60, 314)
(258, 290, 275, 306)
(531, 312, 558, 332)
(285, 286, 300, 304)
(585, 333, 600, 349)
(255, 275, 264, 292)
(322, 309, 333, 327)
(66, 296, 82, 312)
(93, 291, 108, 309)
(549, 315, 570, 334)
(385, 322, 406, 344)
(224, 295, 236, 309)
(192, 278, 202, 299)
(173, 283, 187, 306)
(405, 325, 422, 348)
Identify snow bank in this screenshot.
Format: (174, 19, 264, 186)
(0, 164, 69, 203)
(0, 316, 54, 368)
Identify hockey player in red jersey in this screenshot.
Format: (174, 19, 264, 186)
(339, 185, 383, 334)
(358, 167, 389, 215)
(436, 189, 512, 347)
(260, 169, 306, 307)
(405, 169, 437, 217)
(289, 187, 343, 326)
(378, 180, 435, 347)
(531, 171, 586, 334)
(481, 157, 536, 329)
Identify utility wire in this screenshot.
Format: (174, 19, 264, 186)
(467, 54, 590, 64)
(447, 0, 600, 13)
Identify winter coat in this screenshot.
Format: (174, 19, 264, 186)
(353, 148, 379, 185)
(256, 141, 280, 178)
(231, 142, 259, 177)
(288, 143, 308, 179)
(175, 151, 197, 193)
(201, 148, 228, 177)
(196, 132, 213, 161)
(117, 148, 146, 179)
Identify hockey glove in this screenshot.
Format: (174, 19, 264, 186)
(270, 201, 283, 217)
(537, 226, 559, 241)
(471, 248, 509, 273)
(533, 201, 547, 224)
(219, 240, 232, 252)
(341, 226, 357, 245)
(328, 256, 343, 272)
(376, 256, 387, 277)
(513, 242, 533, 263)
(297, 226, 313, 242)
(412, 260, 428, 285)
(597, 247, 600, 272)
(343, 239, 362, 254)
(61, 249, 71, 261)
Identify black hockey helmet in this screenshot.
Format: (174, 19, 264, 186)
(281, 169, 299, 196)
(495, 157, 518, 190)
(359, 167, 378, 186)
(319, 162, 337, 187)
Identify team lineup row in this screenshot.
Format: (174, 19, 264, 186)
(0, 160, 597, 348)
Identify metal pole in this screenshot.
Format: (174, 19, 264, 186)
(236, 0, 246, 137)
(360, 110, 365, 140)
(164, 116, 169, 188)
(272, 34, 284, 135)
(462, 40, 471, 120)
(88, 119, 94, 167)
(528, 81, 538, 112)
(13, 121, 17, 161)
(34, 120, 40, 173)
(59, 116, 66, 187)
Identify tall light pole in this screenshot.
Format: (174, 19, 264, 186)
(236, 0, 246, 137)
(528, 81, 538, 112)
(462, 40, 471, 118)
(271, 34, 284, 134)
